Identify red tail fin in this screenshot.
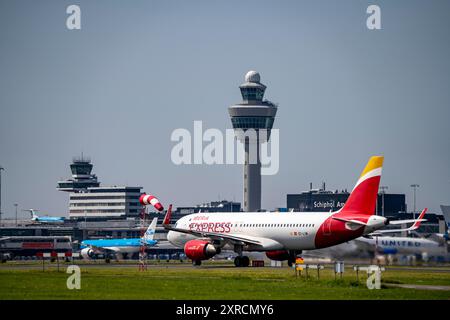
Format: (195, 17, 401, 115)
(340, 156, 384, 215)
(163, 204, 172, 225)
(411, 208, 427, 229)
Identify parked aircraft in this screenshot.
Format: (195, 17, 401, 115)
(80, 217, 158, 260)
(23, 209, 65, 224)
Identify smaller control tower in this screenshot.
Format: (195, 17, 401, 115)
(228, 71, 278, 212)
(57, 155, 100, 192)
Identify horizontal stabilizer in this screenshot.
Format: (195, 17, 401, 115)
(370, 208, 427, 235)
(332, 217, 368, 226)
(389, 219, 426, 225)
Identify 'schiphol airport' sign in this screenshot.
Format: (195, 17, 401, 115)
(313, 201, 346, 210)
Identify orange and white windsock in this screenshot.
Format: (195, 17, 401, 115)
(139, 193, 164, 212)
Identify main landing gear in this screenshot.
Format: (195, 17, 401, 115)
(192, 260, 202, 266)
(233, 245, 250, 267)
(287, 250, 302, 267)
(234, 256, 250, 267)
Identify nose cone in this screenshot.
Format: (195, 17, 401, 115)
(167, 231, 174, 243)
(167, 231, 179, 247)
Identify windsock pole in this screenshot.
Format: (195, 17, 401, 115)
(138, 193, 164, 271)
(138, 205, 147, 271)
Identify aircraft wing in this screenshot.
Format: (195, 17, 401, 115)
(162, 205, 281, 249)
(164, 225, 262, 245)
(82, 243, 120, 254)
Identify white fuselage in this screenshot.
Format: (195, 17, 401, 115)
(356, 236, 448, 256)
(167, 211, 387, 251)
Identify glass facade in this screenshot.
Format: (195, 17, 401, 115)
(231, 116, 274, 129)
(70, 202, 139, 207)
(69, 209, 126, 213)
(70, 162, 93, 175)
(58, 181, 100, 189)
(240, 87, 265, 101)
(70, 195, 140, 200)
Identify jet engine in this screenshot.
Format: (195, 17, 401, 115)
(184, 240, 217, 261)
(80, 248, 95, 259)
(265, 250, 290, 261)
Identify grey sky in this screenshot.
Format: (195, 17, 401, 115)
(0, 0, 449, 218)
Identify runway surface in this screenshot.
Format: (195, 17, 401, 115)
(384, 283, 450, 291)
(2, 261, 450, 273)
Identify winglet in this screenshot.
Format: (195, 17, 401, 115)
(163, 204, 172, 226)
(411, 208, 427, 230)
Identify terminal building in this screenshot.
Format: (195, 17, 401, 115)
(287, 182, 406, 215)
(176, 200, 241, 214)
(287, 183, 446, 234)
(68, 187, 142, 220)
(57, 156, 142, 220)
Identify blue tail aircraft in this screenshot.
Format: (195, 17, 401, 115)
(80, 217, 159, 260)
(24, 209, 65, 224)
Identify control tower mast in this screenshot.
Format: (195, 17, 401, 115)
(228, 71, 278, 212)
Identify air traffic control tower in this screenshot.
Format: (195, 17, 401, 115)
(57, 156, 100, 192)
(228, 71, 278, 212)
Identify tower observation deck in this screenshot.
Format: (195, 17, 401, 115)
(57, 155, 100, 192)
(228, 71, 278, 212)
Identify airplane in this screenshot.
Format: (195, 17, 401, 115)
(80, 217, 158, 260)
(304, 208, 450, 262)
(353, 208, 448, 261)
(356, 235, 448, 261)
(164, 156, 426, 267)
(23, 209, 65, 224)
(440, 205, 450, 240)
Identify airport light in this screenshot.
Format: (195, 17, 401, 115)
(379, 186, 388, 217)
(14, 203, 18, 227)
(0, 166, 4, 227)
(410, 184, 420, 219)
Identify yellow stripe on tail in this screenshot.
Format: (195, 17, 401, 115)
(359, 156, 384, 179)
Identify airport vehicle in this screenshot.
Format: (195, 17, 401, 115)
(0, 236, 72, 260)
(165, 156, 426, 266)
(23, 209, 65, 224)
(80, 217, 158, 260)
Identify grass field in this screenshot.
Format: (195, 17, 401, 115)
(1, 261, 450, 300)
